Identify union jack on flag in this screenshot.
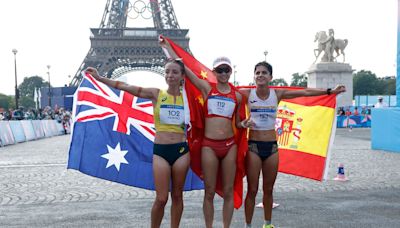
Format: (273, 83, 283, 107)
(74, 72, 155, 139)
(68, 72, 203, 191)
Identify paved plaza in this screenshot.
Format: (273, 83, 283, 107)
(0, 128, 399, 227)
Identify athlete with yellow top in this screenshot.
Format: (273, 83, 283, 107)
(85, 59, 189, 228)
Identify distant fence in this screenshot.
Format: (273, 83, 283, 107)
(0, 116, 370, 146)
(354, 95, 397, 107)
(0, 120, 67, 147)
(336, 115, 371, 128)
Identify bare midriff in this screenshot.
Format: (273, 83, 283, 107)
(204, 117, 234, 140)
(154, 131, 186, 144)
(249, 129, 277, 142)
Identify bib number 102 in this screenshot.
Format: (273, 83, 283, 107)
(168, 110, 180, 116)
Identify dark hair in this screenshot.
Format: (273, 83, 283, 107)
(254, 61, 273, 75)
(165, 58, 185, 74)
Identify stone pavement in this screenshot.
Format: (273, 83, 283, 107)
(0, 128, 399, 227)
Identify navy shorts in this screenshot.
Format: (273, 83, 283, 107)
(153, 142, 189, 166)
(248, 140, 278, 161)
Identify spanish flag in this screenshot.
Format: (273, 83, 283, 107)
(274, 86, 337, 181)
(235, 85, 337, 181)
(163, 36, 247, 209)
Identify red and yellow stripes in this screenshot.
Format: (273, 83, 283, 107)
(276, 92, 336, 181)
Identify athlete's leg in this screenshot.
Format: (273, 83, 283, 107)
(220, 145, 237, 228)
(151, 155, 171, 228)
(202, 146, 219, 228)
(244, 150, 262, 224)
(170, 152, 190, 228)
(261, 152, 279, 222)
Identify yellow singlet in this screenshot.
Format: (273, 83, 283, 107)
(153, 90, 185, 134)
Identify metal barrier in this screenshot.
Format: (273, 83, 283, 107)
(0, 120, 66, 147)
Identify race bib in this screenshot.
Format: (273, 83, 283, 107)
(250, 107, 276, 128)
(208, 96, 236, 118)
(159, 105, 184, 125)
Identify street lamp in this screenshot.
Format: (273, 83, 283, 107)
(47, 65, 51, 107)
(233, 65, 237, 86)
(264, 50, 268, 61)
(12, 49, 19, 109)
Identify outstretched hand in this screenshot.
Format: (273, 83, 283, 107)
(332, 85, 346, 94)
(84, 67, 101, 80)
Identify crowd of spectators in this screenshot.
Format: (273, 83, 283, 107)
(337, 96, 390, 117)
(337, 106, 371, 116)
(0, 106, 71, 124)
(0, 106, 72, 134)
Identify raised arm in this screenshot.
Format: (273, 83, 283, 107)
(276, 85, 346, 101)
(159, 37, 211, 99)
(84, 67, 159, 102)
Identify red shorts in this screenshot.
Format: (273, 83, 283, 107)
(202, 137, 236, 159)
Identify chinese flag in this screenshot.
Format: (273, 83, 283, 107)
(164, 36, 247, 209)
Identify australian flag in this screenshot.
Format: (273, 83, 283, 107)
(67, 72, 204, 190)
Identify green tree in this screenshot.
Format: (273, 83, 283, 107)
(386, 78, 396, 95)
(353, 70, 379, 95)
(375, 77, 396, 95)
(290, 73, 307, 87)
(18, 76, 47, 97)
(270, 78, 288, 86)
(20, 96, 35, 109)
(0, 93, 12, 110)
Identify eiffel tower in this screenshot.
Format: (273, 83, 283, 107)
(70, 0, 190, 86)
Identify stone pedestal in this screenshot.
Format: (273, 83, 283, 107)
(306, 63, 353, 107)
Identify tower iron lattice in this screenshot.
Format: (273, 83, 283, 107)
(70, 0, 191, 86)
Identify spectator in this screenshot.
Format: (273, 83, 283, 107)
(54, 109, 62, 123)
(361, 106, 367, 115)
(337, 107, 345, 116)
(12, 107, 24, 120)
(24, 109, 35, 120)
(5, 109, 13, 120)
(62, 109, 72, 134)
(42, 106, 54, 119)
(345, 108, 352, 116)
(375, 96, 388, 108)
(353, 107, 359, 116)
(344, 107, 352, 131)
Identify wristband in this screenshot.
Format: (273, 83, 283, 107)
(327, 88, 332, 95)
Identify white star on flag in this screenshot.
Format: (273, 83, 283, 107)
(101, 143, 129, 171)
